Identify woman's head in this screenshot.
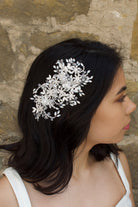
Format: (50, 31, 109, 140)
(7, 38, 125, 194)
(19, 38, 123, 148)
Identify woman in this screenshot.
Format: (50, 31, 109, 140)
(0, 38, 136, 206)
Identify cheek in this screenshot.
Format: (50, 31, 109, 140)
(93, 103, 117, 125)
(87, 104, 124, 141)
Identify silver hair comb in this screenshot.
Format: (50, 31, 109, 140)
(30, 58, 93, 121)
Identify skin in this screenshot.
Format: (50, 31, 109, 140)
(0, 67, 136, 207)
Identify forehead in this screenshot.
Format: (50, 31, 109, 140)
(106, 68, 126, 98)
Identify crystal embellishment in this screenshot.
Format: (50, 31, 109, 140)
(30, 58, 93, 121)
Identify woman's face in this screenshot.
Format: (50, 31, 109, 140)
(87, 68, 136, 145)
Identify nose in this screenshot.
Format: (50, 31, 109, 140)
(126, 97, 137, 115)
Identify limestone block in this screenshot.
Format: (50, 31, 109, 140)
(0, 0, 91, 23)
(0, 151, 11, 175)
(131, 0, 138, 62)
(133, 189, 138, 207)
(30, 31, 99, 49)
(0, 103, 21, 141)
(0, 25, 15, 81)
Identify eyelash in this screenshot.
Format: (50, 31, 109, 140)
(118, 95, 127, 102)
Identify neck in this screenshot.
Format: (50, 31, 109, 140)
(72, 141, 95, 179)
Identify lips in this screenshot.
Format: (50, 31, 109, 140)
(123, 123, 130, 130)
(123, 120, 131, 130)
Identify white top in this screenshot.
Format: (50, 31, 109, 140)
(3, 153, 132, 207)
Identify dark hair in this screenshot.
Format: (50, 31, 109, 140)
(0, 38, 122, 195)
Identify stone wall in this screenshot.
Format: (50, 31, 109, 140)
(0, 0, 138, 205)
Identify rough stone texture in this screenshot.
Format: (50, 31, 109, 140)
(0, 25, 15, 81)
(131, 0, 138, 62)
(0, 103, 21, 141)
(133, 189, 138, 207)
(0, 151, 11, 173)
(30, 31, 99, 50)
(0, 0, 138, 205)
(0, 0, 91, 24)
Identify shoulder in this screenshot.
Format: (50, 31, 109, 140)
(118, 151, 132, 187)
(0, 174, 18, 207)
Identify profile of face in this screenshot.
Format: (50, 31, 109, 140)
(87, 67, 136, 145)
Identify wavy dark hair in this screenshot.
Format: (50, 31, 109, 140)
(0, 38, 123, 195)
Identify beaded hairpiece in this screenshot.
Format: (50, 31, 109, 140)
(30, 58, 93, 121)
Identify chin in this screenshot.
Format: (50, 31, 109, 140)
(114, 135, 125, 144)
(109, 132, 125, 144)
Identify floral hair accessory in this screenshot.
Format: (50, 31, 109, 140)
(30, 58, 93, 121)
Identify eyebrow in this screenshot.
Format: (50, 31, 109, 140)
(116, 86, 127, 96)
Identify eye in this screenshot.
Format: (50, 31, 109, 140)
(118, 95, 127, 102)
